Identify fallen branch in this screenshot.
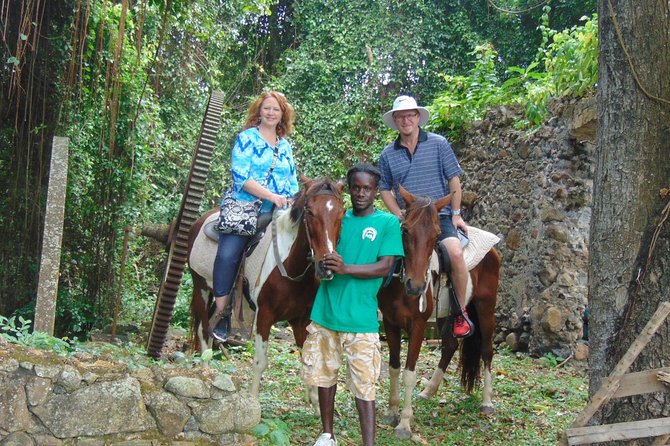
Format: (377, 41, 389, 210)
(556, 353, 574, 368)
(658, 371, 670, 386)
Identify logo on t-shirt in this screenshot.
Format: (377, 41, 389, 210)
(361, 227, 377, 241)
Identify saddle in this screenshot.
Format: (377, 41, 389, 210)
(203, 211, 274, 258)
(437, 226, 500, 319)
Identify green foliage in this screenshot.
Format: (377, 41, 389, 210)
(541, 351, 565, 367)
(542, 12, 598, 97)
(430, 44, 517, 142)
(276, 0, 483, 178)
(430, 10, 598, 141)
(0, 315, 72, 355)
(253, 418, 292, 445)
(52, 0, 247, 334)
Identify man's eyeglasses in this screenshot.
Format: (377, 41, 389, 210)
(393, 112, 419, 121)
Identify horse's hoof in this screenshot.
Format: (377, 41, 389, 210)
(480, 405, 495, 415)
(381, 413, 400, 426)
(417, 390, 431, 400)
(394, 427, 412, 440)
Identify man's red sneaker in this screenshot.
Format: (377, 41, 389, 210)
(453, 310, 474, 338)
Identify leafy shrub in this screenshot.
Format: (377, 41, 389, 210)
(429, 44, 512, 142)
(430, 8, 598, 141)
(253, 417, 292, 445)
(0, 315, 72, 355)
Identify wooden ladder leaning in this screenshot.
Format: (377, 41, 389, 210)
(561, 301, 670, 445)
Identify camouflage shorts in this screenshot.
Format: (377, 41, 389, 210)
(301, 322, 381, 401)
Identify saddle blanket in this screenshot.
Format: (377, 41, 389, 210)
(435, 226, 500, 318)
(188, 208, 298, 305)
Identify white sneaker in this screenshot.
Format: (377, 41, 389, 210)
(313, 433, 337, 446)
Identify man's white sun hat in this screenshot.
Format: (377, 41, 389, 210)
(382, 95, 430, 130)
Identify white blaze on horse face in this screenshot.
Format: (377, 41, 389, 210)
(325, 198, 336, 253)
(326, 230, 334, 253)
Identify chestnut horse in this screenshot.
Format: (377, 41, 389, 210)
(377, 186, 452, 439)
(187, 177, 345, 407)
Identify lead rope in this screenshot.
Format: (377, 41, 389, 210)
(419, 265, 433, 313)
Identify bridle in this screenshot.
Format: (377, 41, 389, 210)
(396, 197, 436, 311)
(271, 185, 342, 282)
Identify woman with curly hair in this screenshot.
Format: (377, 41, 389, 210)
(211, 91, 299, 341)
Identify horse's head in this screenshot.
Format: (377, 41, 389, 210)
(292, 175, 345, 280)
(399, 185, 452, 295)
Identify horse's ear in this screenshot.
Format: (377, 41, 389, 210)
(300, 175, 313, 188)
(398, 185, 415, 206)
(335, 178, 346, 193)
(434, 193, 453, 211)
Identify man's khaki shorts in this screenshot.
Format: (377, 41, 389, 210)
(301, 322, 381, 401)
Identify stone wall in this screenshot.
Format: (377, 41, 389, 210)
(0, 337, 260, 445)
(459, 95, 596, 358)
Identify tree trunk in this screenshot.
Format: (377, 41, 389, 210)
(589, 0, 670, 434)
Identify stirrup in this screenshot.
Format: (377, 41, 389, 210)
(209, 308, 226, 334)
(211, 314, 231, 342)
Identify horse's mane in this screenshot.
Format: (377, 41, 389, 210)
(403, 197, 440, 235)
(289, 177, 342, 224)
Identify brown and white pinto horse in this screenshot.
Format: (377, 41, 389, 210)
(377, 186, 452, 439)
(379, 186, 502, 439)
(187, 176, 345, 407)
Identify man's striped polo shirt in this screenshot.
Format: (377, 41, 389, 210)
(378, 129, 463, 215)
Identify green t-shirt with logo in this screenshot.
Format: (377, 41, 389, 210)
(310, 209, 404, 333)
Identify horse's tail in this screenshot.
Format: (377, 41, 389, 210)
(188, 271, 213, 354)
(459, 302, 482, 393)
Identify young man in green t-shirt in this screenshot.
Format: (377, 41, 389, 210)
(302, 163, 404, 446)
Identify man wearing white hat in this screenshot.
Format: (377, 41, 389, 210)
(378, 95, 474, 338)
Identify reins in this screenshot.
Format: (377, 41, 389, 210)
(394, 197, 437, 313)
(271, 186, 341, 282)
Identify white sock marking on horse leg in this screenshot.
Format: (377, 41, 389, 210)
(419, 367, 445, 399)
(196, 323, 208, 353)
(481, 366, 494, 409)
(395, 369, 416, 437)
(196, 288, 212, 352)
(251, 333, 268, 396)
(387, 367, 401, 417)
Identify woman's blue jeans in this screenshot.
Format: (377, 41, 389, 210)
(212, 232, 251, 297)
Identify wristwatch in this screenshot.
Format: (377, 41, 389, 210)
(452, 209, 461, 216)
